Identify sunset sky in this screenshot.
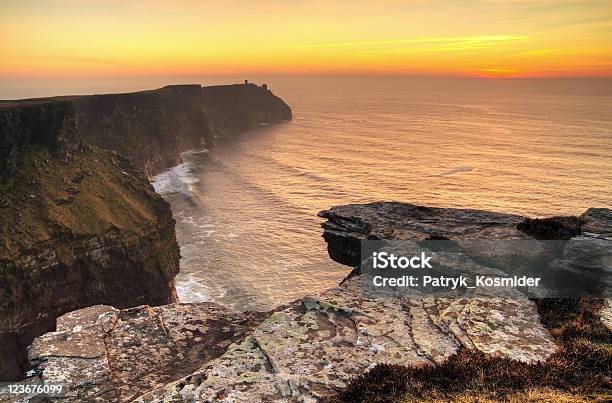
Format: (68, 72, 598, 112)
(1, 0, 611, 78)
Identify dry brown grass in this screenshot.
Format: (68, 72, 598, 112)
(330, 298, 611, 402)
(0, 145, 164, 259)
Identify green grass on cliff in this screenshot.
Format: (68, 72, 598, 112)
(0, 145, 168, 260)
(331, 298, 611, 402)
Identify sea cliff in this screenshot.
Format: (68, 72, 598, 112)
(0, 83, 291, 178)
(0, 83, 292, 380)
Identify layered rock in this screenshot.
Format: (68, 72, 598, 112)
(22, 203, 610, 401)
(0, 101, 81, 177)
(0, 83, 292, 380)
(317, 202, 530, 267)
(580, 208, 612, 331)
(319, 202, 611, 334)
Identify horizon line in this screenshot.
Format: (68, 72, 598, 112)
(2, 72, 612, 80)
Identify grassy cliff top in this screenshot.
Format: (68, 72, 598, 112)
(0, 146, 170, 260)
(0, 85, 203, 110)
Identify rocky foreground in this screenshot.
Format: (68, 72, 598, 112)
(0, 83, 292, 380)
(17, 203, 610, 402)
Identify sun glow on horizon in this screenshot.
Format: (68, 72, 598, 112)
(1, 0, 611, 79)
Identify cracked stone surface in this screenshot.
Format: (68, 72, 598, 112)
(27, 303, 264, 402)
(137, 275, 555, 402)
(28, 279, 556, 402)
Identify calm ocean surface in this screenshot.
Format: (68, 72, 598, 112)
(151, 77, 612, 311)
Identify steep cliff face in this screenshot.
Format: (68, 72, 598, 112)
(201, 84, 292, 136)
(0, 146, 180, 380)
(0, 83, 292, 178)
(72, 85, 212, 176)
(0, 83, 292, 380)
(0, 101, 81, 176)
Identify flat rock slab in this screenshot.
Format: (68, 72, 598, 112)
(28, 303, 263, 402)
(318, 202, 529, 267)
(319, 202, 529, 240)
(581, 208, 612, 240)
(137, 276, 555, 402)
(29, 283, 555, 402)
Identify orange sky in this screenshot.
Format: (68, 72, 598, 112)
(1, 0, 611, 78)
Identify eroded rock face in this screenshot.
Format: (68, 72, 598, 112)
(200, 83, 292, 141)
(0, 145, 183, 380)
(27, 303, 264, 402)
(318, 202, 529, 267)
(0, 147, 181, 381)
(0, 101, 80, 177)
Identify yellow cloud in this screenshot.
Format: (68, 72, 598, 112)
(300, 35, 528, 49)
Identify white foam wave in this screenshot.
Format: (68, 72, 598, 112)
(175, 273, 213, 303)
(151, 162, 200, 195)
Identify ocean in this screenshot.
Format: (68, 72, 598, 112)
(148, 77, 612, 311)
